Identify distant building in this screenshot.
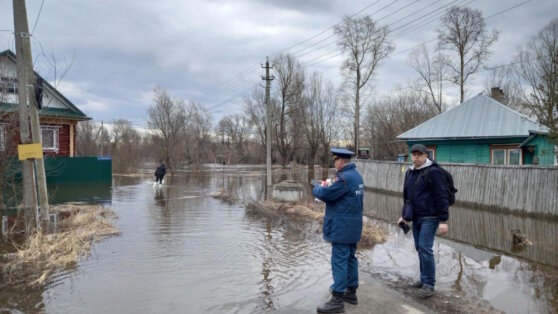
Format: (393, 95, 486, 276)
(1, 50, 111, 184)
(397, 93, 556, 166)
(0, 49, 90, 157)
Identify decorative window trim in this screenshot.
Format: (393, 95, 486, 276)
(40, 125, 61, 152)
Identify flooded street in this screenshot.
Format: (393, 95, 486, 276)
(1, 166, 557, 313)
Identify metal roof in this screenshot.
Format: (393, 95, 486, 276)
(397, 94, 549, 140)
(0, 103, 91, 120)
(1, 50, 90, 120)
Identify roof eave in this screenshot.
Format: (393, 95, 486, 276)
(397, 135, 532, 142)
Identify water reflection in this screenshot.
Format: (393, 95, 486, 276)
(363, 189, 558, 268)
(362, 189, 558, 313)
(1, 166, 556, 314)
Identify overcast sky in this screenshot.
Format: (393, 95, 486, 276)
(1, 0, 556, 128)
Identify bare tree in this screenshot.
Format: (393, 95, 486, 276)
(297, 72, 322, 173)
(363, 91, 437, 160)
(334, 15, 394, 154)
(438, 6, 498, 103)
(147, 86, 186, 172)
(483, 65, 525, 113)
(216, 113, 249, 163)
(272, 54, 304, 166)
(408, 44, 449, 113)
(111, 119, 143, 173)
(318, 83, 340, 179)
(516, 18, 558, 140)
(184, 101, 213, 165)
(76, 120, 106, 156)
(295, 73, 340, 178)
(243, 88, 268, 150)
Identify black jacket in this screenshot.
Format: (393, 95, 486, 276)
(403, 160, 449, 222)
(155, 165, 166, 177)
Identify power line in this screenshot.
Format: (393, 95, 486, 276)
(207, 0, 535, 114)
(302, 0, 468, 68)
(31, 0, 45, 34)
(206, 0, 395, 108)
(290, 0, 423, 61)
(272, 0, 383, 56)
(206, 0, 407, 107)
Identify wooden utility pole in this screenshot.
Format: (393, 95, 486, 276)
(262, 58, 274, 193)
(13, 0, 50, 229)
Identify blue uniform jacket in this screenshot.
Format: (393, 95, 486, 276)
(403, 161, 449, 222)
(312, 163, 364, 244)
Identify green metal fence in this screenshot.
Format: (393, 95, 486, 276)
(44, 157, 112, 183)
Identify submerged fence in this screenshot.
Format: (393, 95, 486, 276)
(354, 160, 558, 217)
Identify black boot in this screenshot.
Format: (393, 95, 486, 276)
(317, 291, 345, 313)
(343, 286, 358, 304)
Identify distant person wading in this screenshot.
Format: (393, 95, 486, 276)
(154, 162, 167, 186)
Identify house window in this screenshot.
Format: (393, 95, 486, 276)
(491, 145, 522, 165)
(0, 76, 18, 94)
(41, 126, 60, 152)
(492, 149, 506, 165)
(508, 149, 521, 165)
(0, 124, 5, 151)
(426, 146, 436, 160)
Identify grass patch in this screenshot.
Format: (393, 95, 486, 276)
(1, 204, 120, 287)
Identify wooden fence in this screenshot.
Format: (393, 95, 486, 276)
(355, 160, 558, 217)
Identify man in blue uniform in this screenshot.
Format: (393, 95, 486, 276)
(313, 148, 364, 313)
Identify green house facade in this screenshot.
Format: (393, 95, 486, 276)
(397, 95, 557, 166)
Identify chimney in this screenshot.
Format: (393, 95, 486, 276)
(491, 87, 506, 104)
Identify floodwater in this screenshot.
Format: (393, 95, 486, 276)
(1, 165, 557, 314)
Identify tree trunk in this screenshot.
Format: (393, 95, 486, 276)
(355, 71, 361, 153)
(460, 50, 465, 103)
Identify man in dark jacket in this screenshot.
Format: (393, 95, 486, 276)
(313, 148, 364, 313)
(398, 144, 449, 298)
(154, 162, 166, 185)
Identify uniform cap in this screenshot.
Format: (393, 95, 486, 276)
(331, 148, 355, 159)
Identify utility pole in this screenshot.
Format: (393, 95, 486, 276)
(262, 57, 274, 194)
(13, 0, 50, 230)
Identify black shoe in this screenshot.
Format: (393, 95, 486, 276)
(415, 285, 434, 298)
(409, 281, 423, 289)
(343, 287, 358, 305)
(317, 291, 345, 313)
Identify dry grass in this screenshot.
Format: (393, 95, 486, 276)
(246, 200, 387, 249)
(1, 204, 120, 287)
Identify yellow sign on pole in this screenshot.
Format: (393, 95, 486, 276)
(18, 143, 44, 160)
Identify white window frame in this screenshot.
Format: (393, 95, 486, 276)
(492, 149, 507, 165)
(554, 146, 558, 166)
(508, 148, 523, 165)
(40, 125, 61, 152)
(0, 76, 18, 94)
(491, 146, 523, 165)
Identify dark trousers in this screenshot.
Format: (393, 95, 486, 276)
(155, 175, 164, 184)
(412, 217, 439, 287)
(330, 242, 358, 293)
